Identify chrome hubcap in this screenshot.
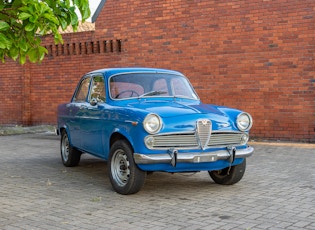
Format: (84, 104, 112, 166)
(61, 135, 70, 162)
(111, 150, 130, 187)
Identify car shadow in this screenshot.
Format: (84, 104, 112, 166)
(78, 155, 222, 192)
(15, 150, 241, 195)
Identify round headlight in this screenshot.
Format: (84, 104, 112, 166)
(143, 114, 162, 134)
(236, 112, 253, 131)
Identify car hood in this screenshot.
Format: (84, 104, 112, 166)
(124, 99, 238, 131)
(109, 99, 242, 132)
(128, 100, 223, 117)
(128, 98, 232, 119)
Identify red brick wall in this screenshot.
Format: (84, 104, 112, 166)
(0, 61, 24, 124)
(0, 0, 314, 142)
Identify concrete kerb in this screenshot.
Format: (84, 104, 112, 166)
(0, 125, 56, 136)
(249, 141, 315, 149)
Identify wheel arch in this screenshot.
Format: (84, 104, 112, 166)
(110, 132, 134, 153)
(59, 126, 73, 146)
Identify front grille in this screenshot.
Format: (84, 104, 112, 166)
(196, 119, 212, 149)
(208, 132, 246, 146)
(145, 131, 247, 150)
(149, 133, 198, 148)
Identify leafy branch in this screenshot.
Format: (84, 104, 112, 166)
(0, 0, 90, 64)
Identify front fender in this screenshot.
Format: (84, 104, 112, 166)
(108, 123, 146, 159)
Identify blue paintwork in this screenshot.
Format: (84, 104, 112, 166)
(57, 67, 252, 172)
(137, 158, 244, 172)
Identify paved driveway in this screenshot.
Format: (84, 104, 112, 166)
(0, 133, 314, 230)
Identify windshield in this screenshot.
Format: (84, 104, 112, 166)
(109, 73, 199, 100)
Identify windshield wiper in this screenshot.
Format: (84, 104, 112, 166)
(139, 90, 167, 98)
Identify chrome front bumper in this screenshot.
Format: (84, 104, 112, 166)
(134, 146, 254, 165)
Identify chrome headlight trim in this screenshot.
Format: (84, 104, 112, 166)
(143, 114, 162, 134)
(236, 112, 253, 131)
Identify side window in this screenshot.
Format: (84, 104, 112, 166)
(90, 75, 105, 102)
(73, 77, 91, 102)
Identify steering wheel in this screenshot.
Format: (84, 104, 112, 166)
(115, 90, 139, 99)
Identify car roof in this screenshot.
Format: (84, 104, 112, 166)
(87, 67, 184, 77)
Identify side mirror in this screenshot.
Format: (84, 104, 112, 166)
(90, 98, 98, 106)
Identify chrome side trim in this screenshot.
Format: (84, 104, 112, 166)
(134, 146, 254, 164)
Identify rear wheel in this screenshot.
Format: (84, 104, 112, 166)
(60, 130, 81, 167)
(108, 140, 146, 195)
(209, 159, 246, 185)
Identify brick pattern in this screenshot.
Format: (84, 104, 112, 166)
(45, 39, 122, 57)
(0, 61, 23, 124)
(0, 0, 314, 142)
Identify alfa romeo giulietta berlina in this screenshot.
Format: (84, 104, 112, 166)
(57, 68, 254, 194)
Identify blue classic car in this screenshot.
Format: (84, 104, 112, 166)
(57, 68, 254, 194)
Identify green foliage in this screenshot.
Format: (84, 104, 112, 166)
(0, 0, 90, 64)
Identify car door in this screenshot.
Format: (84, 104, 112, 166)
(70, 75, 92, 149)
(79, 74, 107, 156)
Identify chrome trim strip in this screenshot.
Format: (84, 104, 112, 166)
(134, 146, 254, 164)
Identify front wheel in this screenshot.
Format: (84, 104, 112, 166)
(108, 140, 146, 195)
(60, 130, 81, 167)
(209, 159, 246, 185)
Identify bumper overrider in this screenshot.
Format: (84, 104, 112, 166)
(134, 146, 254, 167)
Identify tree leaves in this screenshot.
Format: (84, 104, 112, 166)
(9, 46, 19, 61)
(0, 33, 11, 49)
(27, 48, 39, 63)
(0, 21, 10, 31)
(25, 22, 35, 31)
(18, 12, 31, 20)
(0, 0, 90, 64)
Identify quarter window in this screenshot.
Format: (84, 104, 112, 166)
(74, 77, 91, 102)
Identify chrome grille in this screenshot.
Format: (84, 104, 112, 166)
(149, 133, 198, 148)
(196, 119, 212, 149)
(145, 131, 247, 150)
(208, 132, 245, 146)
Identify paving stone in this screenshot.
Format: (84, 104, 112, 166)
(0, 133, 314, 229)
